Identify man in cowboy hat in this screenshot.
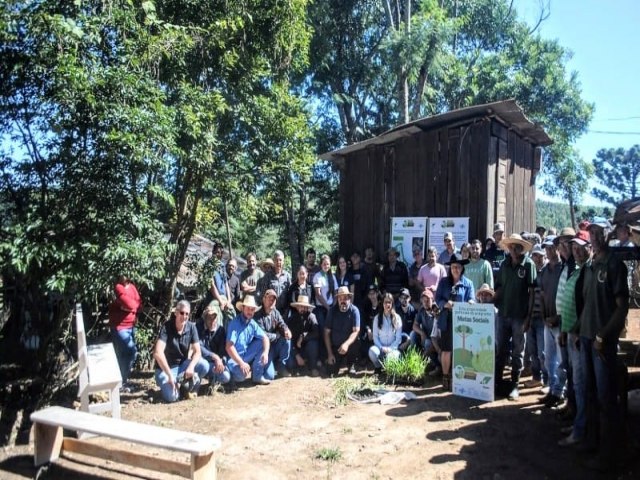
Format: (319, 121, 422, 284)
(255, 289, 292, 377)
(574, 220, 628, 470)
(494, 234, 536, 400)
(196, 301, 231, 386)
(225, 295, 273, 385)
(324, 286, 361, 376)
(288, 295, 321, 376)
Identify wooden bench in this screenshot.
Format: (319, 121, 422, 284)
(75, 303, 122, 421)
(31, 406, 221, 479)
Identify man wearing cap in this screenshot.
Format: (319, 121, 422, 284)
(395, 287, 416, 351)
(465, 239, 494, 293)
(418, 246, 447, 293)
(226, 296, 273, 385)
(412, 288, 440, 372)
(556, 231, 591, 447)
(153, 300, 209, 402)
(523, 244, 548, 389)
(255, 289, 292, 377)
(574, 221, 628, 470)
(437, 232, 458, 266)
(257, 250, 292, 317)
(324, 286, 361, 376)
(381, 247, 409, 296)
(484, 223, 507, 274)
(196, 302, 231, 386)
(287, 295, 321, 376)
(494, 234, 536, 400)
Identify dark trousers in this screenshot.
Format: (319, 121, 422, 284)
(326, 340, 360, 376)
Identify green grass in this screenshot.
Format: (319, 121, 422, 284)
(314, 447, 342, 462)
(332, 376, 382, 406)
(382, 346, 428, 384)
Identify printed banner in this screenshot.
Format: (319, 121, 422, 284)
(389, 217, 428, 264)
(427, 217, 469, 253)
(451, 302, 495, 402)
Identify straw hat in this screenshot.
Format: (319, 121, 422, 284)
(290, 295, 315, 310)
(475, 283, 495, 300)
(335, 286, 353, 298)
(260, 258, 274, 269)
(236, 295, 260, 311)
(499, 233, 533, 252)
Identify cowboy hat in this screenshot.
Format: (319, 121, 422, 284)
(236, 295, 260, 311)
(260, 258, 274, 269)
(499, 233, 533, 252)
(335, 286, 353, 297)
(290, 295, 315, 309)
(475, 283, 495, 299)
(445, 253, 469, 266)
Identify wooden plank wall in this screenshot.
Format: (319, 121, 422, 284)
(337, 117, 539, 260)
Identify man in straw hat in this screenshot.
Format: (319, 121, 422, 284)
(225, 295, 273, 385)
(288, 295, 321, 376)
(574, 220, 628, 471)
(494, 233, 536, 401)
(196, 301, 231, 387)
(324, 286, 361, 376)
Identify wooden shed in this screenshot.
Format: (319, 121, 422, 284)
(320, 100, 553, 258)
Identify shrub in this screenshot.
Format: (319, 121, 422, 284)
(382, 346, 428, 384)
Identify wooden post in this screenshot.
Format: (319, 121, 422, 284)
(191, 452, 216, 480)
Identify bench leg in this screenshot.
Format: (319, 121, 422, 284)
(191, 452, 215, 480)
(110, 385, 121, 419)
(33, 423, 63, 466)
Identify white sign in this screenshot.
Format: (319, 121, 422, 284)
(451, 303, 495, 402)
(389, 217, 428, 264)
(428, 217, 469, 253)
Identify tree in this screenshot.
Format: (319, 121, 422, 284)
(592, 145, 640, 206)
(541, 146, 594, 229)
(455, 324, 473, 350)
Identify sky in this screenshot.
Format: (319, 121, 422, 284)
(518, 0, 640, 205)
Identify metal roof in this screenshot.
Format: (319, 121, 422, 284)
(320, 99, 553, 162)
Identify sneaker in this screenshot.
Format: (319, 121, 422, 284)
(540, 386, 550, 395)
(278, 368, 292, 378)
(254, 376, 272, 385)
(558, 433, 581, 447)
(523, 379, 542, 389)
(348, 364, 357, 375)
(507, 386, 520, 401)
(310, 369, 320, 378)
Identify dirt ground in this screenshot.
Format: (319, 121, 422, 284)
(2, 315, 640, 480)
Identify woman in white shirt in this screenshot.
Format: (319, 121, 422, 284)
(369, 293, 402, 373)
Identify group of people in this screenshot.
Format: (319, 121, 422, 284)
(108, 220, 632, 471)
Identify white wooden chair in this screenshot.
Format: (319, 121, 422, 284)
(75, 303, 122, 422)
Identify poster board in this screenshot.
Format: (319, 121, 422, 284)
(451, 302, 496, 402)
(389, 217, 428, 264)
(427, 217, 469, 252)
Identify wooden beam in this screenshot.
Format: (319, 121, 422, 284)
(62, 438, 191, 478)
(34, 423, 63, 466)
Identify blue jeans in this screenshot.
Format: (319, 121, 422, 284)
(496, 316, 526, 383)
(111, 327, 137, 383)
(580, 336, 620, 453)
(288, 339, 320, 371)
(155, 358, 209, 403)
(544, 325, 566, 397)
(269, 336, 291, 372)
(204, 359, 231, 384)
(567, 333, 586, 438)
(227, 338, 275, 383)
(368, 345, 401, 368)
(526, 318, 547, 382)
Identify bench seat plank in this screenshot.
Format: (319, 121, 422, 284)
(31, 407, 220, 455)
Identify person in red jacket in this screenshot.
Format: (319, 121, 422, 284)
(109, 275, 142, 385)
